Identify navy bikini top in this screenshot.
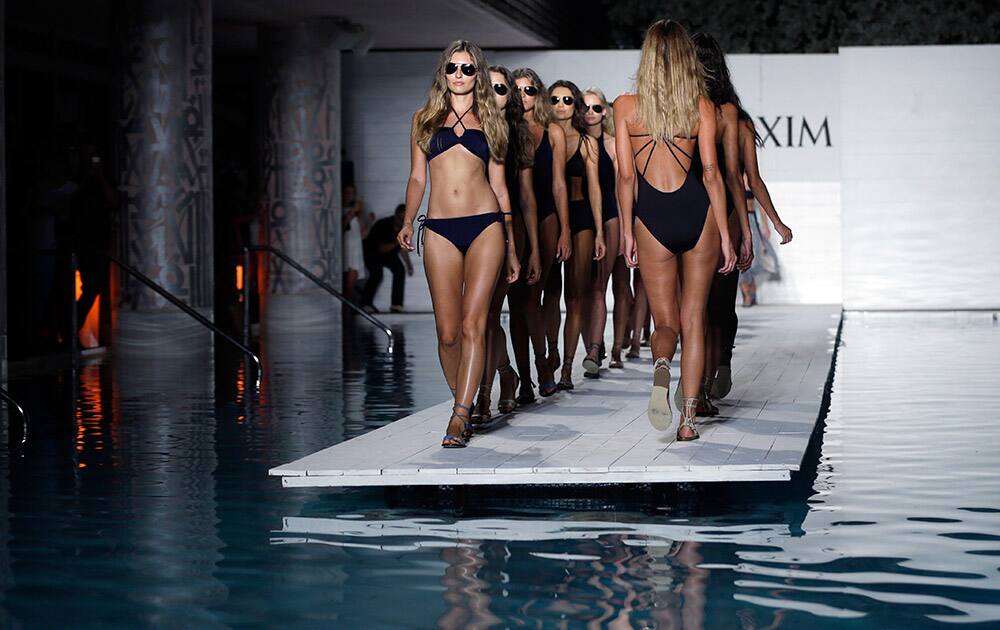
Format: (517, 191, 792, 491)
(427, 107, 490, 167)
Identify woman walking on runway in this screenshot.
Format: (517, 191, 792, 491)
(580, 87, 632, 376)
(397, 41, 520, 448)
(614, 20, 735, 440)
(512, 68, 571, 400)
(472, 65, 541, 425)
(693, 32, 753, 416)
(550, 80, 606, 390)
(693, 33, 794, 401)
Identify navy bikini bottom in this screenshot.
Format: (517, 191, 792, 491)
(422, 211, 503, 254)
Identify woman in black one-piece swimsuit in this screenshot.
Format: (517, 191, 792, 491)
(613, 21, 736, 441)
(549, 80, 606, 391)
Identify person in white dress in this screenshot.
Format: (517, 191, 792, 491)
(342, 184, 368, 303)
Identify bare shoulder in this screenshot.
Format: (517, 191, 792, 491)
(720, 102, 738, 120)
(613, 93, 637, 114)
(548, 123, 565, 141)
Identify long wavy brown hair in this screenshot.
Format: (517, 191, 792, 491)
(512, 67, 552, 127)
(413, 40, 507, 161)
(635, 20, 706, 142)
(584, 86, 615, 136)
(490, 65, 534, 169)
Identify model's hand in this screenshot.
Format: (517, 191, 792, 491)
(775, 222, 793, 244)
(506, 252, 521, 284)
(719, 237, 737, 274)
(526, 252, 541, 285)
(594, 233, 606, 261)
(557, 230, 572, 262)
(623, 232, 638, 268)
(397, 223, 414, 251)
(737, 234, 754, 272)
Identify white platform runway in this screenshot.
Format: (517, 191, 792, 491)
(271, 305, 841, 487)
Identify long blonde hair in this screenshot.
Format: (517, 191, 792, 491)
(413, 40, 507, 161)
(512, 67, 552, 127)
(635, 20, 706, 142)
(584, 87, 615, 136)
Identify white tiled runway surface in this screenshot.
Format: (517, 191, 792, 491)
(271, 305, 841, 487)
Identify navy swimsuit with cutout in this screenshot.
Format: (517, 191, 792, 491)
(421, 108, 504, 254)
(631, 133, 709, 254)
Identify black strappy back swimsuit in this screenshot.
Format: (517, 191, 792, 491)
(565, 135, 596, 235)
(631, 132, 709, 254)
(421, 108, 504, 254)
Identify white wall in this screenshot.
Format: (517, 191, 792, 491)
(840, 45, 1000, 310)
(344, 50, 841, 310)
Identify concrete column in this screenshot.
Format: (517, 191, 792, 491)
(114, 0, 213, 355)
(258, 20, 343, 332)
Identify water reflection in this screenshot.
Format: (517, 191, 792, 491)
(111, 352, 227, 625)
(1, 309, 998, 627)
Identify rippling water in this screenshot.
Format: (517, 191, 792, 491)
(2, 309, 998, 628)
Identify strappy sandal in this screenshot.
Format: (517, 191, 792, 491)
(497, 364, 519, 414)
(599, 343, 607, 362)
(516, 379, 537, 405)
(470, 389, 492, 426)
(582, 343, 602, 379)
(537, 357, 558, 397)
(557, 360, 575, 391)
(442, 403, 472, 448)
(609, 345, 624, 369)
(677, 397, 700, 441)
(626, 344, 641, 359)
(698, 378, 718, 417)
(648, 357, 673, 431)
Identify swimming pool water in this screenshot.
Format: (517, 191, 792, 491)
(1, 310, 998, 628)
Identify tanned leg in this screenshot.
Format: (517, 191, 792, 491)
(584, 218, 620, 369)
(560, 229, 596, 386)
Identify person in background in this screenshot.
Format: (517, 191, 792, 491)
(739, 186, 782, 306)
(342, 184, 369, 304)
(361, 204, 413, 314)
(72, 141, 116, 332)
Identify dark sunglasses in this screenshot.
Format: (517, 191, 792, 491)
(586, 104, 605, 114)
(444, 62, 476, 77)
(517, 85, 539, 96)
(492, 83, 509, 96)
(551, 95, 575, 106)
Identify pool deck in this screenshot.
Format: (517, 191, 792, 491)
(271, 305, 841, 487)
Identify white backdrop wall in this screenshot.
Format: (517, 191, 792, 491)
(840, 45, 1000, 310)
(344, 50, 841, 310)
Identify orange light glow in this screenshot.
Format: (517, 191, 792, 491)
(236, 264, 244, 291)
(79, 296, 101, 348)
(75, 270, 83, 300)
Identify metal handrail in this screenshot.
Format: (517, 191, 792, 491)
(109, 254, 263, 384)
(0, 385, 29, 451)
(245, 245, 394, 354)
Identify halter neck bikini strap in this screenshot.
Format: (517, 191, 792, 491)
(449, 106, 474, 133)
